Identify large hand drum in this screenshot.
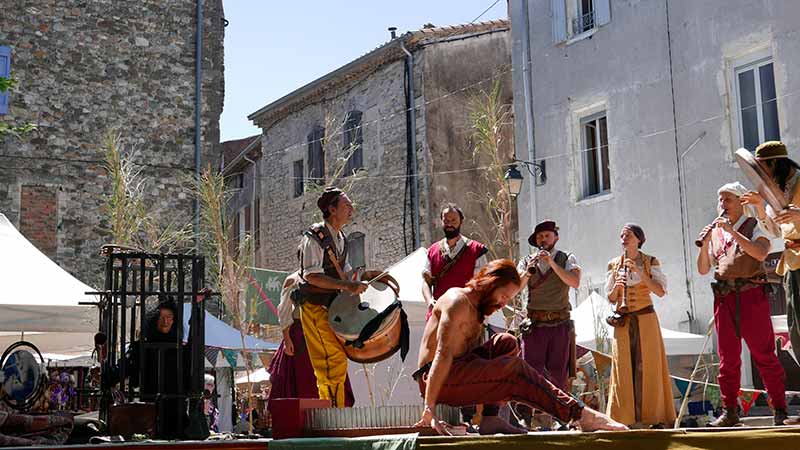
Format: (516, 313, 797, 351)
(735, 148, 787, 211)
(328, 278, 407, 364)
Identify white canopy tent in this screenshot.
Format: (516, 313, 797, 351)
(573, 291, 710, 355)
(0, 213, 97, 332)
(234, 367, 270, 385)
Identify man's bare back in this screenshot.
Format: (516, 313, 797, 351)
(418, 287, 483, 369)
(413, 260, 627, 435)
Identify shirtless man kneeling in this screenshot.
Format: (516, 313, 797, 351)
(413, 259, 627, 435)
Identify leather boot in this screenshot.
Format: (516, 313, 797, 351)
(774, 408, 788, 426)
(708, 407, 740, 427)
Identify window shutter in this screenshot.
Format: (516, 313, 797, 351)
(0, 46, 11, 115)
(344, 110, 363, 175)
(307, 126, 325, 184)
(551, 0, 567, 43)
(595, 0, 611, 27)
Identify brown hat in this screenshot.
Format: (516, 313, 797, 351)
(528, 220, 558, 246)
(317, 187, 344, 214)
(755, 141, 788, 160)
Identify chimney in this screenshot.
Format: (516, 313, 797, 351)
(388, 27, 397, 39)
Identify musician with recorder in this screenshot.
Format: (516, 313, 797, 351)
(293, 187, 391, 407)
(739, 140, 800, 425)
(516, 220, 580, 429)
(605, 223, 675, 428)
(696, 182, 787, 427)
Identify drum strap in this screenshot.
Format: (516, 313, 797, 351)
(344, 302, 410, 362)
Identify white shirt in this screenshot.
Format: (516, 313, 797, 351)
(516, 247, 580, 275)
(423, 235, 488, 276)
(707, 215, 770, 267)
(604, 254, 668, 293)
(299, 222, 352, 276)
(277, 273, 301, 330)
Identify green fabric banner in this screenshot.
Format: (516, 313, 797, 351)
(244, 267, 289, 325)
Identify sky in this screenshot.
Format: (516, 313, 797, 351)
(219, 0, 508, 141)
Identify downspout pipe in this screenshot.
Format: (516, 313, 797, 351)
(194, 0, 203, 251)
(400, 40, 421, 250)
(520, 0, 538, 240)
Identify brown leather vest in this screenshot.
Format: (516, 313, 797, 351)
(526, 251, 571, 311)
(711, 217, 764, 281)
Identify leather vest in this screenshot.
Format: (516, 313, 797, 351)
(303, 222, 348, 280)
(711, 217, 764, 281)
(526, 251, 571, 311)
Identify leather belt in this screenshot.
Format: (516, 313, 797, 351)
(624, 304, 655, 316)
(527, 309, 570, 322)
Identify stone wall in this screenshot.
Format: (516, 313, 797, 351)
(255, 58, 411, 272)
(0, 0, 225, 286)
(418, 30, 514, 255)
(252, 30, 513, 273)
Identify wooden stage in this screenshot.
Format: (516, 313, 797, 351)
(13, 425, 800, 450)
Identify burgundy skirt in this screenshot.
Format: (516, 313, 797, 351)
(266, 320, 354, 411)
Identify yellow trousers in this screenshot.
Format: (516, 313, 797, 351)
(300, 303, 349, 407)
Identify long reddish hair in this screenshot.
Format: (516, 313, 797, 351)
(465, 259, 520, 321)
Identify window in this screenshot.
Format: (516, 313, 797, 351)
(307, 126, 325, 184)
(552, 0, 610, 43)
(292, 159, 304, 198)
(347, 232, 366, 270)
(573, 0, 594, 35)
(581, 113, 610, 198)
(735, 58, 780, 151)
(343, 110, 363, 176)
(0, 46, 9, 115)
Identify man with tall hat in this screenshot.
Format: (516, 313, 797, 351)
(421, 203, 492, 431)
(295, 187, 385, 407)
(741, 141, 800, 424)
(697, 182, 788, 426)
(516, 220, 580, 428)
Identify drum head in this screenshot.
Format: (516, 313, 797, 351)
(1, 341, 46, 410)
(328, 281, 398, 340)
(735, 148, 787, 211)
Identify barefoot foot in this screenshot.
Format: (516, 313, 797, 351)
(479, 416, 528, 435)
(577, 407, 628, 432)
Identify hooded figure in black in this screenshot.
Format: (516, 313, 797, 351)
(115, 297, 204, 439)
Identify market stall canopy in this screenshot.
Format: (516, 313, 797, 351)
(234, 367, 270, 385)
(0, 213, 97, 332)
(574, 292, 710, 356)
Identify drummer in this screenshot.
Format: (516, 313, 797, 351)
(741, 141, 800, 424)
(296, 187, 386, 407)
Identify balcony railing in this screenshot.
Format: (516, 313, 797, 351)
(571, 10, 595, 36)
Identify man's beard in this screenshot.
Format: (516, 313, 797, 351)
(443, 226, 461, 239)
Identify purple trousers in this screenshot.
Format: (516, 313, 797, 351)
(267, 320, 354, 413)
(520, 321, 572, 391)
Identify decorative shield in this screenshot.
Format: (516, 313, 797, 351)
(734, 148, 787, 212)
(1, 341, 46, 410)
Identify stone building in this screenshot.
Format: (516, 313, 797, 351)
(0, 0, 225, 286)
(244, 21, 513, 273)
